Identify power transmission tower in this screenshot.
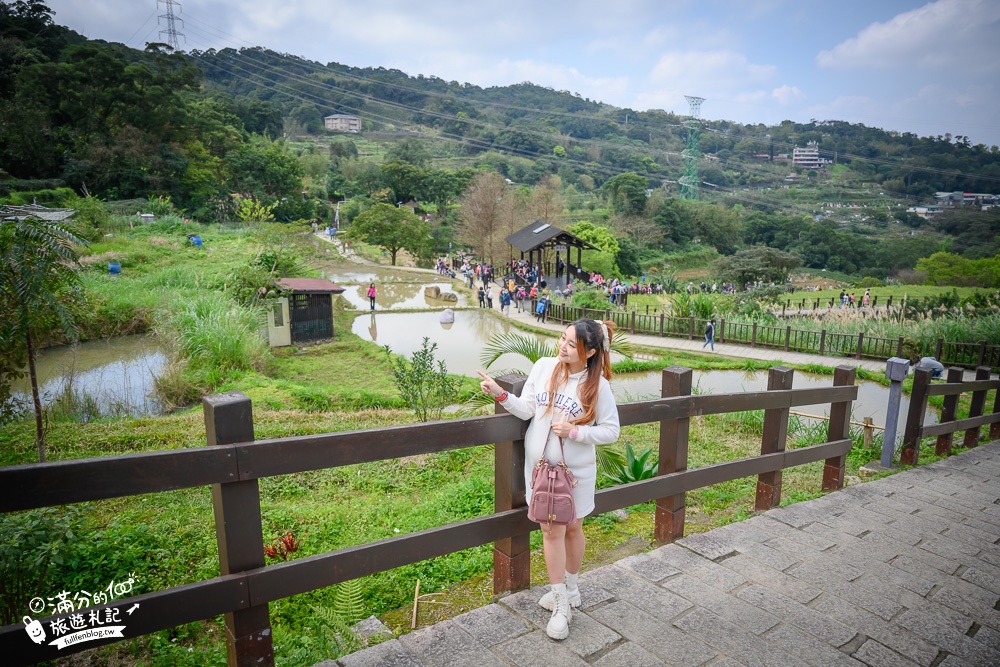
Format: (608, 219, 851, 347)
(157, 0, 185, 50)
(679, 95, 705, 200)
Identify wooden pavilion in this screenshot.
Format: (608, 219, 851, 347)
(505, 221, 598, 287)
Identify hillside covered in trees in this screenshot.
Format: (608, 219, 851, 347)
(2, 0, 999, 284)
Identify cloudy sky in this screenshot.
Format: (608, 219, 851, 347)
(47, 0, 1000, 146)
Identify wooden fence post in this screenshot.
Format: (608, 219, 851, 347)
(655, 367, 691, 543)
(688, 316, 695, 340)
(872, 296, 878, 308)
(659, 312, 665, 337)
(756, 367, 794, 510)
(823, 366, 856, 491)
(887, 295, 893, 308)
(493, 373, 529, 597)
(630, 310, 636, 334)
(901, 368, 932, 465)
(964, 367, 992, 449)
(855, 332, 865, 360)
(936, 338, 943, 361)
(751, 322, 758, 348)
(204, 392, 274, 667)
(784, 326, 791, 352)
(896, 337, 904, 358)
(991, 378, 1000, 441)
(863, 418, 874, 449)
(936, 367, 965, 455)
(819, 330, 826, 356)
(718, 318, 725, 344)
(978, 341, 988, 367)
(782, 303, 786, 317)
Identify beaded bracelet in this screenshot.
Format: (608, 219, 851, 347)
(495, 391, 508, 402)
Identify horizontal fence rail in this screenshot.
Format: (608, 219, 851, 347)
(2, 367, 860, 666)
(542, 302, 997, 369)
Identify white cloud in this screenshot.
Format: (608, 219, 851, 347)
(817, 0, 1000, 71)
(772, 84, 804, 105)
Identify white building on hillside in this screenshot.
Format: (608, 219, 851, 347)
(792, 141, 829, 169)
(324, 114, 361, 132)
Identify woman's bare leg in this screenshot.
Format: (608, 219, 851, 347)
(564, 520, 585, 574)
(541, 523, 567, 583)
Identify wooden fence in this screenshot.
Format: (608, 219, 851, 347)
(541, 301, 999, 370)
(0, 367, 860, 666)
(900, 365, 1000, 465)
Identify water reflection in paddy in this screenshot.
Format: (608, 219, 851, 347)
(340, 282, 466, 310)
(10, 335, 166, 417)
(354, 310, 937, 432)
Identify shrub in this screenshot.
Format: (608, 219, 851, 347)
(385, 338, 460, 422)
(855, 276, 884, 288)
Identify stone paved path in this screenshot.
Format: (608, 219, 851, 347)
(327, 441, 1000, 666)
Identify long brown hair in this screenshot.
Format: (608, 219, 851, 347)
(546, 319, 615, 425)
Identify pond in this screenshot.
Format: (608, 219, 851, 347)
(353, 310, 938, 431)
(338, 282, 467, 310)
(10, 335, 167, 418)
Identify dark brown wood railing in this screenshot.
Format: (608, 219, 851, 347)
(1, 367, 859, 666)
(540, 301, 998, 369)
(901, 365, 1000, 465)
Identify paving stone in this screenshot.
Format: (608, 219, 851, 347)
(616, 550, 682, 582)
(961, 563, 1000, 594)
(896, 608, 1000, 664)
(919, 536, 983, 563)
(397, 621, 507, 667)
(764, 502, 837, 529)
(500, 586, 561, 630)
(763, 624, 863, 667)
(828, 553, 936, 596)
(890, 545, 963, 576)
(671, 607, 800, 667)
(736, 584, 856, 646)
(748, 515, 838, 552)
(662, 574, 780, 635)
(719, 552, 822, 604)
(582, 564, 693, 621)
(588, 600, 717, 666)
(452, 604, 530, 647)
(653, 543, 747, 592)
(890, 553, 956, 584)
(553, 611, 622, 659)
(960, 516, 1000, 536)
(337, 640, 423, 667)
(676, 520, 776, 559)
(493, 630, 589, 667)
(809, 593, 939, 666)
(788, 551, 864, 582)
(941, 524, 1000, 550)
(971, 624, 1000, 651)
(936, 655, 974, 667)
(851, 639, 921, 667)
(790, 567, 902, 620)
(930, 586, 1000, 631)
(591, 641, 667, 667)
(801, 521, 865, 551)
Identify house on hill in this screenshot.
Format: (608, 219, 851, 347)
(324, 114, 361, 132)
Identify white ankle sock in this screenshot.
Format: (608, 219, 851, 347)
(565, 571, 579, 591)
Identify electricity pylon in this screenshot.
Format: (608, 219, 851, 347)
(679, 95, 705, 200)
(157, 0, 185, 50)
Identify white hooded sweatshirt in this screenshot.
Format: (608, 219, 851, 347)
(500, 356, 620, 519)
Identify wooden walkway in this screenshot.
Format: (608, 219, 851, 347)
(329, 441, 1000, 667)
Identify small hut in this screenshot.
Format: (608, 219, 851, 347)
(268, 278, 345, 346)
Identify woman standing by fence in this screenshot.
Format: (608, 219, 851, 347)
(478, 319, 620, 640)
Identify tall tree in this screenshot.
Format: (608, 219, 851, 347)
(0, 211, 86, 461)
(345, 203, 429, 265)
(457, 171, 508, 263)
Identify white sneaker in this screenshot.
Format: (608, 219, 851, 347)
(546, 586, 572, 640)
(538, 585, 581, 611)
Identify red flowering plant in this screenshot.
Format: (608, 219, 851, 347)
(263, 531, 302, 562)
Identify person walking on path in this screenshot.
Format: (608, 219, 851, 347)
(477, 319, 620, 641)
(863, 290, 871, 308)
(367, 283, 377, 311)
(500, 288, 511, 316)
(485, 286, 494, 310)
(703, 318, 716, 352)
(477, 286, 485, 308)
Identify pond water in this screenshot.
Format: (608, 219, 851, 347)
(353, 310, 937, 432)
(339, 282, 466, 310)
(10, 335, 167, 418)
